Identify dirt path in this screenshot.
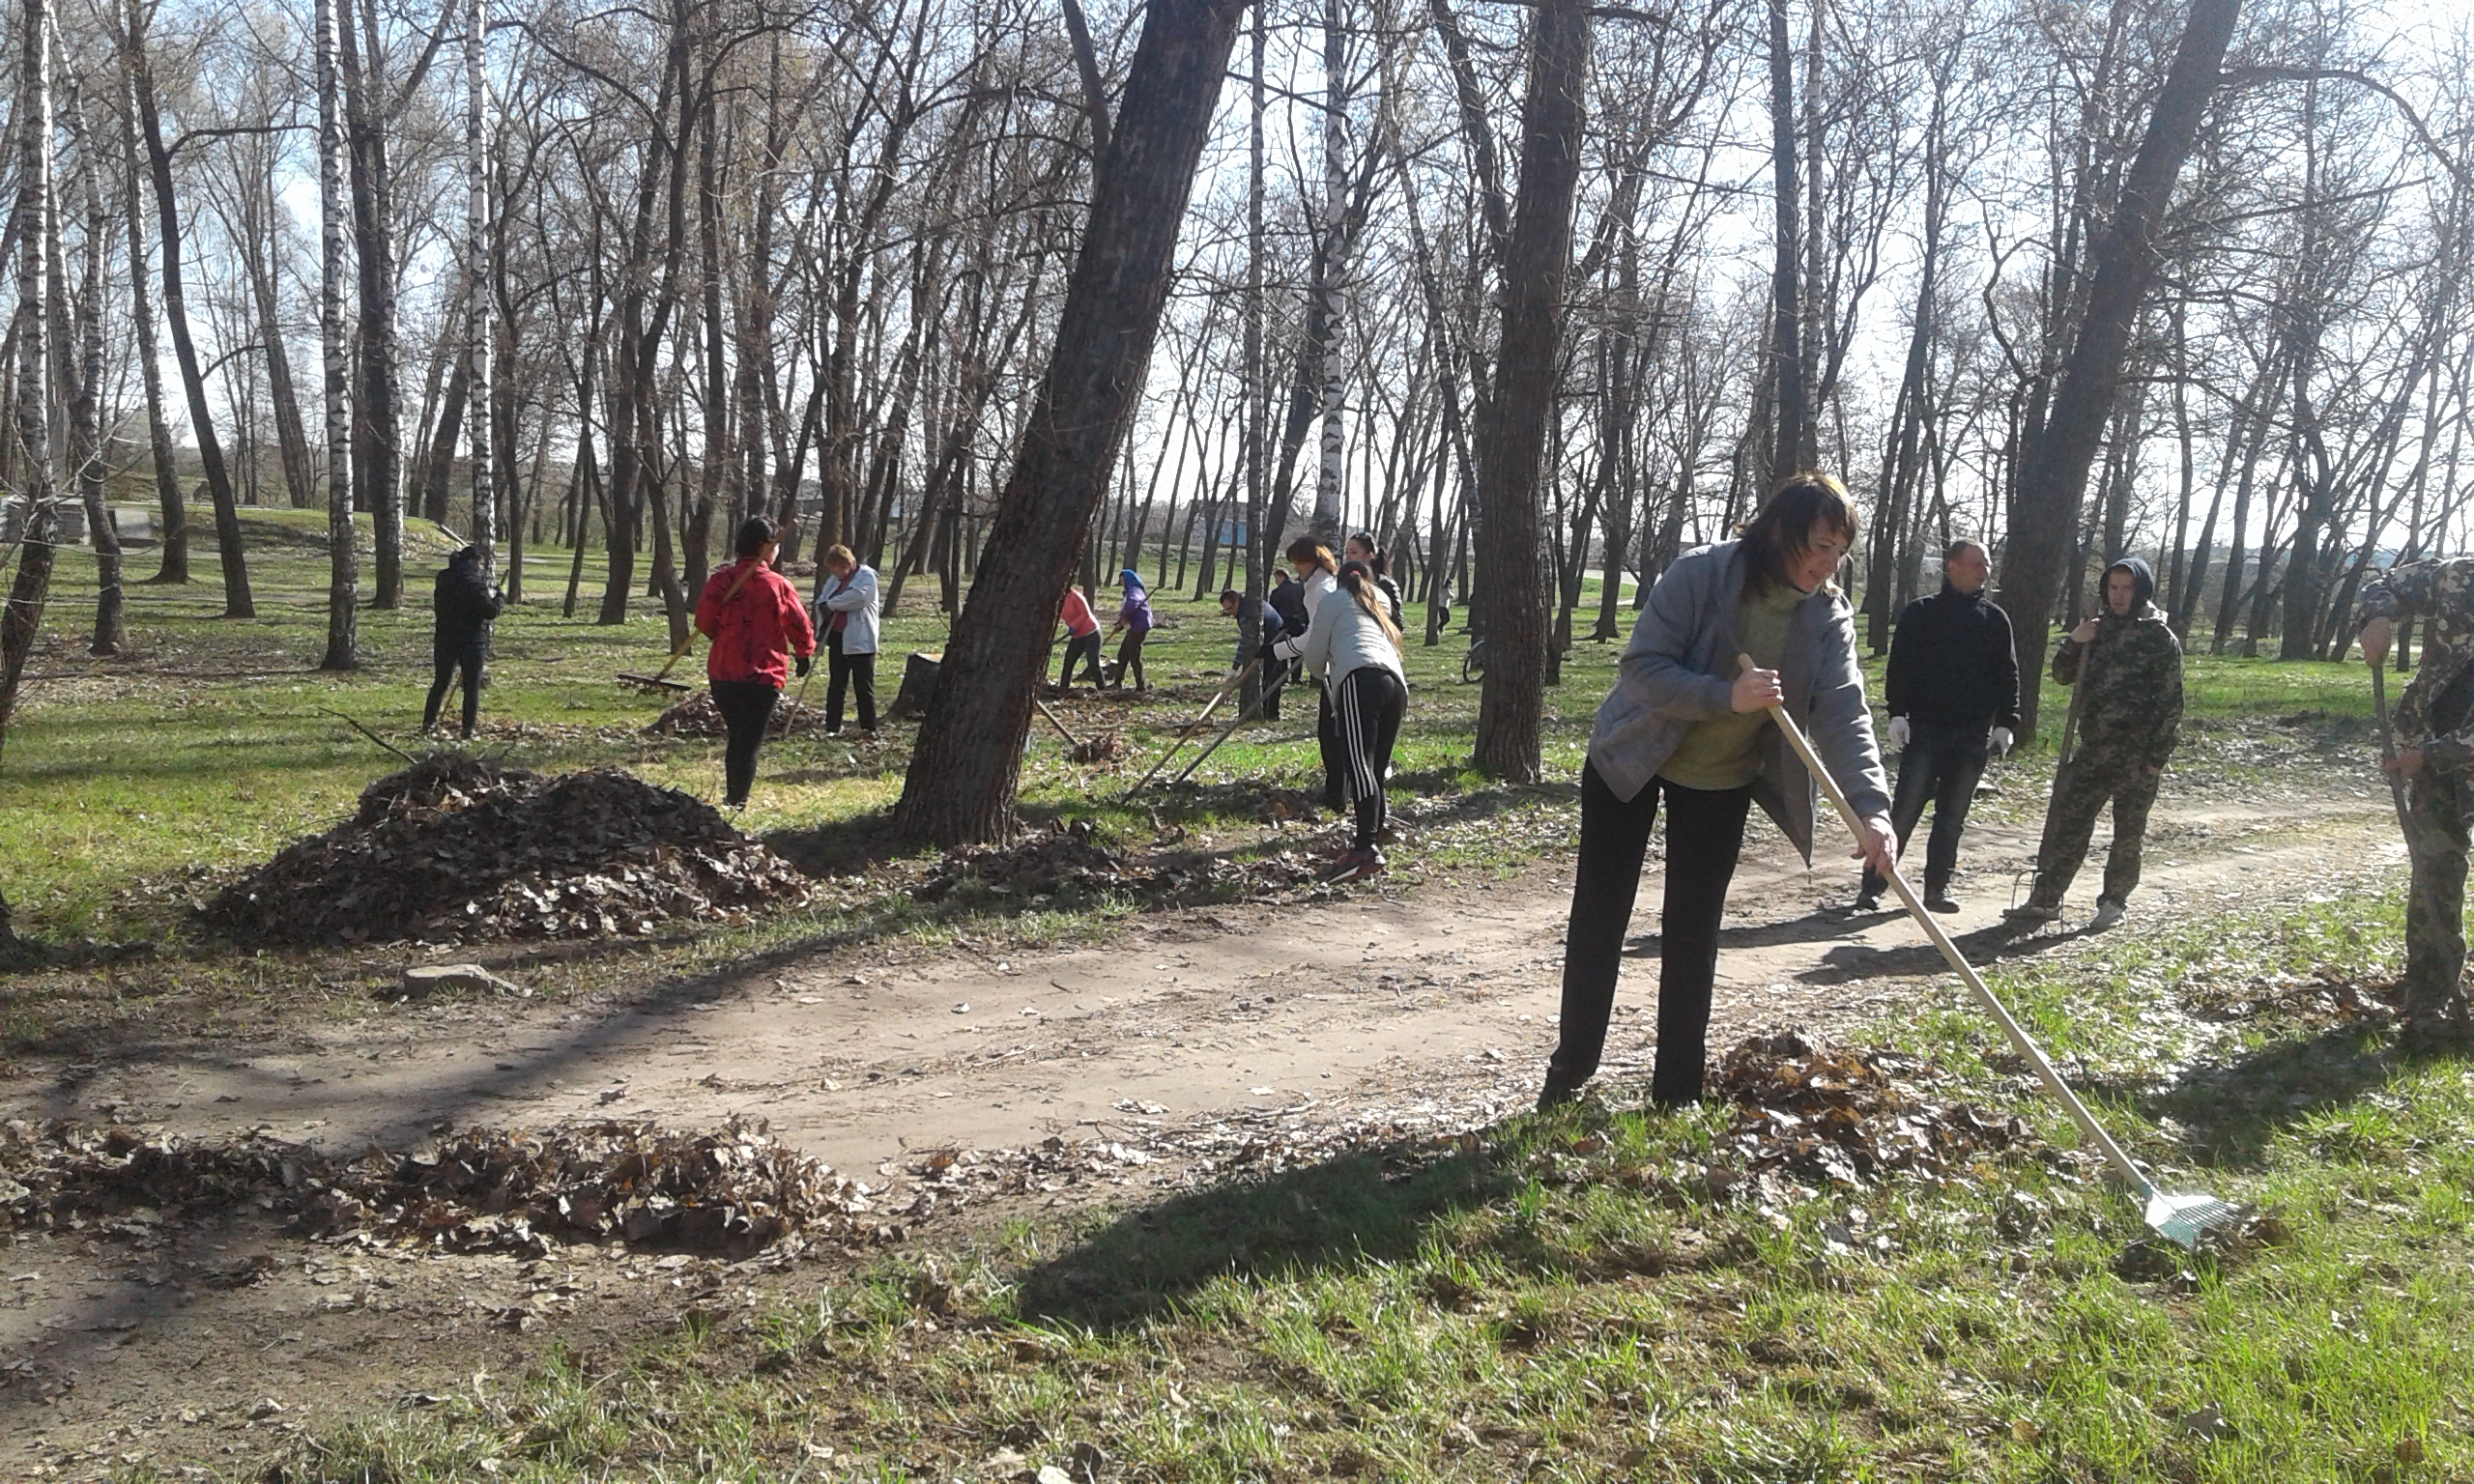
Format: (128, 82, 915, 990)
(13, 783, 2389, 1177)
(0, 777, 2396, 1478)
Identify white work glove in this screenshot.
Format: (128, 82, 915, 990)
(1991, 726, 2014, 757)
(1885, 716, 1910, 750)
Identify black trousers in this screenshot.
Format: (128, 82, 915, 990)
(1059, 632, 1104, 688)
(1860, 718, 1990, 899)
(1113, 630, 1149, 691)
(1316, 688, 1345, 810)
(1551, 763, 1753, 1107)
(825, 630, 876, 732)
(424, 642, 485, 736)
(711, 679, 779, 806)
(1335, 668, 1406, 850)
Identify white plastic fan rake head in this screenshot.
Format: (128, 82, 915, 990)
(2143, 1186, 2244, 1250)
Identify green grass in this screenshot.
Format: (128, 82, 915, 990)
(173, 888, 2474, 1483)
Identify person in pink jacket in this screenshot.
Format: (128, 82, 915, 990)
(1057, 586, 1104, 692)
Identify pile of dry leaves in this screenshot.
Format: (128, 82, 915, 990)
(198, 755, 813, 944)
(646, 691, 838, 739)
(917, 820, 1320, 905)
(0, 1116, 899, 1259)
(1705, 1031, 2038, 1188)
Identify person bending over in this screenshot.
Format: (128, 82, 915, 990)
(422, 545, 503, 739)
(1107, 569, 1156, 693)
(1540, 473, 1896, 1111)
(695, 517, 816, 808)
(1857, 537, 2018, 913)
(1057, 585, 1105, 691)
(814, 544, 879, 735)
(1303, 560, 1409, 883)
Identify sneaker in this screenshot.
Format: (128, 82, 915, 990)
(2088, 898, 2127, 931)
(1925, 895, 1962, 915)
(2002, 901, 2062, 924)
(1851, 893, 1882, 913)
(1324, 846, 1387, 884)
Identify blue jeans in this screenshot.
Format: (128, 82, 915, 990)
(1861, 718, 1990, 899)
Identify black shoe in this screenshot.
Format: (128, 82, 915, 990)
(1325, 846, 1387, 885)
(1925, 894, 1961, 915)
(1536, 1074, 1586, 1112)
(1851, 893, 1881, 913)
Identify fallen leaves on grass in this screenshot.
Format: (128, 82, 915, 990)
(646, 691, 839, 739)
(917, 819, 1320, 907)
(0, 1115, 900, 1259)
(198, 756, 813, 945)
(1708, 1031, 2039, 1188)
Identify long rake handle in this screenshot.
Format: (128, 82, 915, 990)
(1119, 659, 1257, 801)
(1744, 655, 2157, 1199)
(1169, 668, 1287, 789)
(2370, 656, 2416, 840)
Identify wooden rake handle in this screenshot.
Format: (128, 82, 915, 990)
(1739, 654, 2156, 1196)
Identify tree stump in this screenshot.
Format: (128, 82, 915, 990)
(888, 650, 942, 720)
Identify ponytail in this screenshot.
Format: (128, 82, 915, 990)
(1338, 561, 1402, 652)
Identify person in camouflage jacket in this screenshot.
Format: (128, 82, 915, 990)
(2358, 556, 2474, 1040)
(2005, 556, 2183, 929)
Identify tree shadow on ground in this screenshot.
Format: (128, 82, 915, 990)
(2146, 1018, 2406, 1171)
(1017, 1127, 1531, 1331)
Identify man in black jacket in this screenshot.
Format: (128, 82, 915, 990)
(422, 546, 505, 739)
(1856, 538, 2019, 912)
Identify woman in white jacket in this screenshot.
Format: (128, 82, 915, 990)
(1273, 538, 1345, 809)
(813, 545, 880, 734)
(1302, 560, 1408, 884)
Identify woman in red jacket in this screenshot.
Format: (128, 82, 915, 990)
(694, 517, 817, 808)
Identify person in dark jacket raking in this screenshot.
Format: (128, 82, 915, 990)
(1855, 538, 2019, 913)
(422, 545, 504, 739)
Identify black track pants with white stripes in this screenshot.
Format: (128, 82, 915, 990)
(1334, 667, 1406, 851)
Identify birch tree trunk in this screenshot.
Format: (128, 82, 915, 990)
(466, 0, 495, 567)
(60, 90, 124, 655)
(317, 0, 358, 670)
(1, 0, 58, 753)
(1470, 0, 1589, 781)
(1308, 0, 1351, 544)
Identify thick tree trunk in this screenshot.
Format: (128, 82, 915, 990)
(894, 0, 1247, 846)
(1470, 0, 1589, 781)
(317, 0, 359, 671)
(131, 5, 253, 616)
(1996, 0, 2239, 737)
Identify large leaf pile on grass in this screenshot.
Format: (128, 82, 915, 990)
(199, 754, 812, 944)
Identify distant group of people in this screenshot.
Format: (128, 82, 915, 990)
(1539, 471, 2189, 1112)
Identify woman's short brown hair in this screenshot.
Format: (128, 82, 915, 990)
(822, 544, 855, 569)
(1740, 471, 1858, 593)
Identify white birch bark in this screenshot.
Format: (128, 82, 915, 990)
(466, 0, 495, 568)
(1309, 0, 1350, 543)
(1, 0, 59, 746)
(317, 0, 359, 670)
